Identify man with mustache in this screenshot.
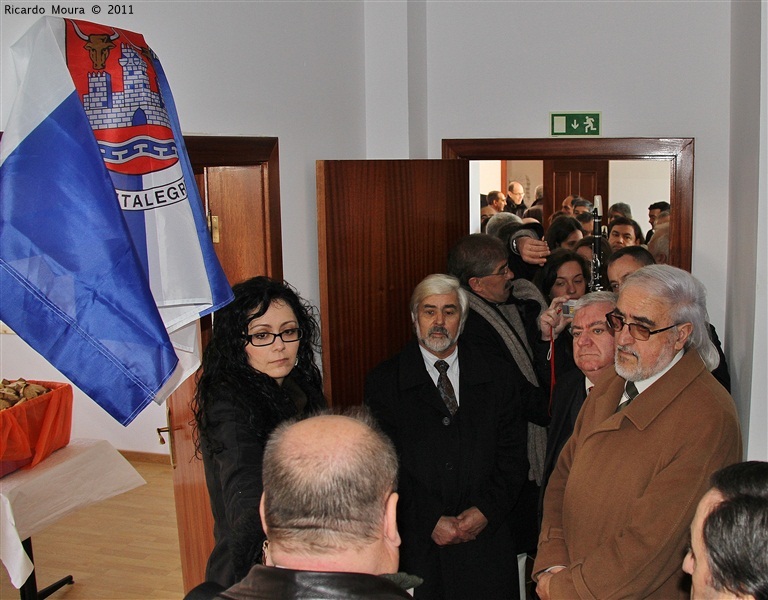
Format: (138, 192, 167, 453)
(534, 265, 742, 600)
(447, 233, 549, 579)
(606, 246, 730, 391)
(365, 273, 529, 599)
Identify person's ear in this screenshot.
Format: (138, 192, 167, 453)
(674, 322, 693, 351)
(468, 276, 483, 295)
(259, 493, 269, 536)
(384, 492, 401, 548)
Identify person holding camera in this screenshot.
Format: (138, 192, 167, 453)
(534, 249, 592, 388)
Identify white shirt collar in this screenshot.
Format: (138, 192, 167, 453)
(418, 344, 460, 404)
(419, 344, 458, 370)
(633, 349, 685, 396)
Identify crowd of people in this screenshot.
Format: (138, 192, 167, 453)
(183, 188, 764, 600)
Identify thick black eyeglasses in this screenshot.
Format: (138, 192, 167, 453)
(244, 328, 303, 347)
(605, 312, 677, 342)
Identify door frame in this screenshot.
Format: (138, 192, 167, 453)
(185, 136, 282, 279)
(171, 136, 282, 592)
(442, 138, 693, 271)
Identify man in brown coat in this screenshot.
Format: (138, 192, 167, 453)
(534, 265, 742, 600)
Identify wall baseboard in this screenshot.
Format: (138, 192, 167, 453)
(120, 450, 171, 465)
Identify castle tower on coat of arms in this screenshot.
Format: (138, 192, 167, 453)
(83, 44, 171, 131)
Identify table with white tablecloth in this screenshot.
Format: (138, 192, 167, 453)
(0, 438, 146, 591)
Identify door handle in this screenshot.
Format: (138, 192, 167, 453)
(156, 404, 177, 469)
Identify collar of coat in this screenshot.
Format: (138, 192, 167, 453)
(592, 350, 708, 432)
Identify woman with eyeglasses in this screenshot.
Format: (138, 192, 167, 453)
(193, 276, 326, 588)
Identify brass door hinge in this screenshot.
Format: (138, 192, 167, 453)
(208, 214, 220, 243)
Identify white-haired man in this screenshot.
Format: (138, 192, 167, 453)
(365, 273, 529, 599)
(535, 265, 742, 600)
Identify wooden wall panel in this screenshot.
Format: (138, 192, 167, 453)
(317, 160, 469, 409)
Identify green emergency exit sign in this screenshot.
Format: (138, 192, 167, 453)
(551, 112, 601, 136)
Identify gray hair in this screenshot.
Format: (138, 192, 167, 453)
(410, 273, 469, 333)
(447, 233, 508, 286)
(574, 290, 617, 313)
(621, 265, 719, 370)
(262, 409, 398, 552)
(609, 202, 633, 219)
(486, 212, 522, 239)
(572, 198, 594, 212)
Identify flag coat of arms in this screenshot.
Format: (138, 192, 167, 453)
(0, 17, 233, 425)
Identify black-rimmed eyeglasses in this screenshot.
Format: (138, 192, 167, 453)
(605, 312, 677, 342)
(244, 328, 303, 347)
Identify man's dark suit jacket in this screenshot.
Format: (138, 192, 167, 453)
(365, 339, 528, 600)
(709, 323, 731, 392)
(460, 302, 549, 426)
(458, 296, 551, 556)
(539, 368, 587, 516)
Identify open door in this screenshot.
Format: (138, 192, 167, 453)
(167, 137, 282, 593)
(317, 159, 469, 409)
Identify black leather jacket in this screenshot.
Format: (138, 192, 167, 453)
(215, 565, 412, 599)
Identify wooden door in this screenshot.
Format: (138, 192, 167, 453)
(167, 137, 282, 593)
(317, 160, 469, 409)
(543, 159, 609, 224)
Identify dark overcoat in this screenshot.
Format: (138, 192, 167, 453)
(365, 339, 529, 600)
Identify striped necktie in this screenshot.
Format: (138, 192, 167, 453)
(434, 360, 458, 415)
(616, 380, 639, 412)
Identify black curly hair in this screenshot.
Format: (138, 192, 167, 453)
(192, 276, 323, 455)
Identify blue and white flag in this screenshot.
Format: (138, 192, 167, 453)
(0, 18, 233, 425)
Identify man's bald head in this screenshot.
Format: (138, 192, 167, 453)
(261, 412, 398, 553)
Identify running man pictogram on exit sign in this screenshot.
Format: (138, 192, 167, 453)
(551, 112, 601, 136)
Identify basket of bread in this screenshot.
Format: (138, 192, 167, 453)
(0, 379, 73, 477)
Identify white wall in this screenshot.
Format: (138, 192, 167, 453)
(727, 0, 767, 460)
(422, 1, 732, 324)
(2, 1, 765, 458)
(609, 160, 671, 238)
(478, 160, 503, 196)
(1, 2, 368, 452)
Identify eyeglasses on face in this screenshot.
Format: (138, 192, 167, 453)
(482, 265, 510, 278)
(244, 328, 303, 347)
(605, 312, 677, 341)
